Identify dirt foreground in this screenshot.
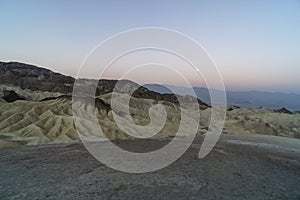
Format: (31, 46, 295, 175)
(0, 134, 300, 200)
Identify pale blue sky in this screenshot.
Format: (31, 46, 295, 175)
(0, 0, 300, 93)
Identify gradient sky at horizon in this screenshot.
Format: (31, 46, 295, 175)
(1, 0, 300, 93)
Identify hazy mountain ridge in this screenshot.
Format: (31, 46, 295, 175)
(144, 84, 300, 111)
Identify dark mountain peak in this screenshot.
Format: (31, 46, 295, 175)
(0, 61, 209, 109)
(274, 107, 293, 115)
(0, 61, 62, 77)
(0, 61, 74, 93)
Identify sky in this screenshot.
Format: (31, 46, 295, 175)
(0, 0, 300, 93)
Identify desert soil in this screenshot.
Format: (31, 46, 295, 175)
(0, 134, 300, 200)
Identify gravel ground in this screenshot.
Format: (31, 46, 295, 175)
(0, 134, 300, 200)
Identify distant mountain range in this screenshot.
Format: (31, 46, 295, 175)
(1, 61, 298, 111)
(144, 84, 300, 111)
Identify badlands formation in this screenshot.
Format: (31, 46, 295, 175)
(0, 61, 299, 147)
(0, 93, 197, 147)
(0, 89, 299, 148)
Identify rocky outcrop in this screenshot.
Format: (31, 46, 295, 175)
(273, 107, 293, 115)
(2, 90, 26, 103)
